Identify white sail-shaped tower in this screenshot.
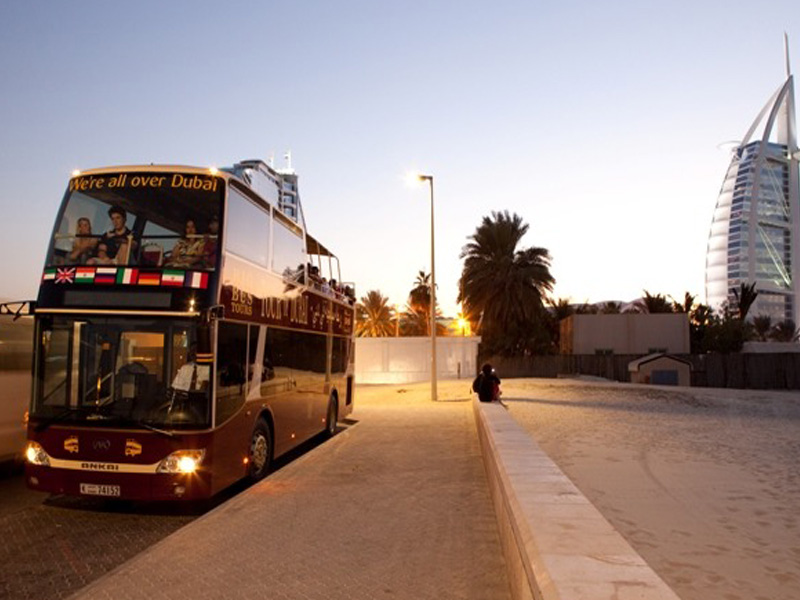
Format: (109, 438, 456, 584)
(705, 42, 799, 324)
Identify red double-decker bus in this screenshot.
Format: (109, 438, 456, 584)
(23, 159, 355, 500)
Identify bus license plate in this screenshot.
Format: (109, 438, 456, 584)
(79, 483, 121, 497)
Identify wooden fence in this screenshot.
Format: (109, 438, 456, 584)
(483, 353, 800, 390)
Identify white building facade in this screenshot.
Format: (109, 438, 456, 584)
(705, 48, 800, 324)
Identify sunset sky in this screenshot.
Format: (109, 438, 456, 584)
(1, 1, 797, 316)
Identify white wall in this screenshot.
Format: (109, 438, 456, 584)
(355, 336, 481, 384)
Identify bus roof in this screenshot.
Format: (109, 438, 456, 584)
(67, 162, 338, 261)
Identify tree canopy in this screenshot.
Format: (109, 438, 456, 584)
(458, 211, 554, 355)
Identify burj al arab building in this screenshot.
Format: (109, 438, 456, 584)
(705, 42, 800, 324)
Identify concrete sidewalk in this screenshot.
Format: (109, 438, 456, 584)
(74, 384, 511, 600)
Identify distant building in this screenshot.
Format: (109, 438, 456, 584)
(559, 313, 690, 355)
(628, 353, 692, 386)
(705, 43, 799, 323)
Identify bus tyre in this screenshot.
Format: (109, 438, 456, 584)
(325, 397, 338, 438)
(248, 420, 272, 481)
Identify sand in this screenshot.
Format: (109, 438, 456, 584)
(500, 378, 800, 600)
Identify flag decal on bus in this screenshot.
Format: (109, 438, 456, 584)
(185, 272, 209, 289)
(95, 267, 117, 284)
(55, 268, 76, 284)
(117, 268, 138, 285)
(138, 272, 161, 286)
(162, 270, 185, 286)
(76, 267, 95, 283)
(42, 267, 212, 289)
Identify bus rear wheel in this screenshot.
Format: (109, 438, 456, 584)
(248, 419, 272, 481)
(325, 397, 338, 438)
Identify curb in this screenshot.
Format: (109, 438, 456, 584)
(473, 399, 682, 600)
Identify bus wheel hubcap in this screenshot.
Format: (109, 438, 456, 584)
(252, 434, 268, 471)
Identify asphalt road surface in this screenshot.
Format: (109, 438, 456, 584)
(0, 430, 338, 600)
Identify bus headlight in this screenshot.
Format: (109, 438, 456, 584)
(26, 442, 50, 466)
(157, 449, 206, 474)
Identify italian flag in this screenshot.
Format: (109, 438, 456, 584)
(116, 268, 138, 285)
(161, 270, 185, 286)
(75, 267, 95, 283)
(185, 272, 209, 289)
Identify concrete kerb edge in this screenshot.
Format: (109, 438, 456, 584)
(68, 422, 358, 599)
(473, 398, 682, 600)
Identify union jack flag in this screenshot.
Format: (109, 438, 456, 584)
(55, 268, 76, 284)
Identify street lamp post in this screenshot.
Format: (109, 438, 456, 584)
(417, 174, 437, 402)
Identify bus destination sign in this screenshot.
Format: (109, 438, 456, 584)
(69, 173, 219, 193)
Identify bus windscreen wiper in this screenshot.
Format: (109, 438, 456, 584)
(101, 414, 175, 438)
(34, 406, 103, 432)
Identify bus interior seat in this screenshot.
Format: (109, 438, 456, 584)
(141, 243, 164, 266)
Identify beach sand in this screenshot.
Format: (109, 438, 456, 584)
(501, 378, 800, 600)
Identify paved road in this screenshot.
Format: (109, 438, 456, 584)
(0, 433, 333, 600)
(504, 378, 800, 600)
(75, 384, 510, 600)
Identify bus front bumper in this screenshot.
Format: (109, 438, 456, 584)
(26, 464, 213, 501)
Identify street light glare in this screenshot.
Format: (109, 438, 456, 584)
(404, 171, 425, 187)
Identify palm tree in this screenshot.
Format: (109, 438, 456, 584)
(407, 271, 437, 335)
(600, 301, 622, 314)
(355, 290, 395, 337)
(733, 282, 758, 321)
(670, 292, 696, 314)
(751, 315, 772, 342)
(633, 291, 673, 314)
(458, 211, 555, 355)
(770, 319, 799, 342)
(409, 271, 432, 311)
(548, 298, 575, 321)
(402, 302, 447, 336)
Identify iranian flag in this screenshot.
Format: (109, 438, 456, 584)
(42, 269, 56, 282)
(161, 270, 185, 286)
(116, 268, 139, 285)
(75, 267, 95, 283)
(185, 272, 209, 289)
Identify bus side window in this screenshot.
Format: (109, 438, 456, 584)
(215, 322, 247, 426)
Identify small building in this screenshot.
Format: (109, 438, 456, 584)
(559, 313, 690, 355)
(628, 353, 692, 386)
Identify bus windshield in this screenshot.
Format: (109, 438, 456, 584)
(32, 316, 211, 430)
(47, 172, 222, 270)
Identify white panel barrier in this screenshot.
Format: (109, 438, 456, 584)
(355, 336, 481, 384)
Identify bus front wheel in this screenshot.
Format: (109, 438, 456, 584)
(248, 419, 272, 481)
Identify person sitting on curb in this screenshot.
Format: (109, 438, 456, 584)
(472, 363, 503, 405)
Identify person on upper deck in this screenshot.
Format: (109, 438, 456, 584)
(101, 206, 137, 263)
(68, 217, 98, 264)
(202, 215, 219, 268)
(167, 219, 205, 268)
